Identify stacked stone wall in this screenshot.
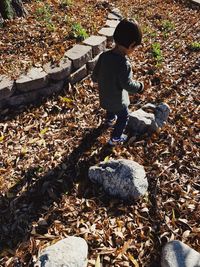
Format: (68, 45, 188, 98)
(0, 10, 122, 110)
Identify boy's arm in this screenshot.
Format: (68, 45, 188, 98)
(118, 61, 143, 94)
(91, 54, 102, 83)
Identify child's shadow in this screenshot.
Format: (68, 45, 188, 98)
(0, 123, 113, 251)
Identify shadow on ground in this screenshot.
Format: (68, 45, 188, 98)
(0, 96, 164, 266)
(0, 122, 113, 250)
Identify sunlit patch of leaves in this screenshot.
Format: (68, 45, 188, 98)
(0, 0, 200, 266)
(0, 0, 107, 77)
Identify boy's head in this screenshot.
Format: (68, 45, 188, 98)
(113, 19, 142, 50)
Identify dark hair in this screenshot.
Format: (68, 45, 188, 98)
(113, 19, 142, 48)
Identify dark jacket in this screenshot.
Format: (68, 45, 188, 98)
(92, 50, 142, 112)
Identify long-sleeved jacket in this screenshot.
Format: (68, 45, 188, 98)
(92, 50, 142, 112)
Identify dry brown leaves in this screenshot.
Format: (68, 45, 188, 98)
(0, 0, 107, 78)
(0, 0, 200, 266)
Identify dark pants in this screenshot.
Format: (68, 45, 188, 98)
(106, 107, 129, 139)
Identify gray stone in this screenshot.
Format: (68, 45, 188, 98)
(128, 102, 170, 136)
(44, 58, 72, 81)
(9, 91, 38, 107)
(16, 67, 48, 92)
(108, 12, 121, 20)
(0, 75, 14, 100)
(64, 44, 92, 69)
(191, 0, 200, 5)
(89, 159, 147, 200)
(35, 236, 88, 267)
(39, 80, 64, 97)
(98, 27, 115, 42)
(8, 81, 64, 107)
(161, 240, 200, 267)
(110, 8, 123, 18)
(105, 19, 119, 28)
(83, 35, 107, 56)
(68, 65, 87, 84)
(87, 54, 101, 71)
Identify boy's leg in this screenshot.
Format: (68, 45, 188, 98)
(106, 110, 116, 122)
(105, 110, 117, 126)
(111, 108, 129, 139)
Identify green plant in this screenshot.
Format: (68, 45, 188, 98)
(35, 3, 55, 31)
(132, 14, 140, 21)
(35, 4, 51, 21)
(60, 0, 73, 7)
(151, 42, 163, 65)
(1, 0, 14, 19)
(187, 42, 200, 51)
(143, 26, 157, 37)
(70, 23, 88, 41)
(161, 20, 175, 32)
(160, 20, 175, 39)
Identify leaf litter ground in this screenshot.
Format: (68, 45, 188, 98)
(0, 0, 199, 266)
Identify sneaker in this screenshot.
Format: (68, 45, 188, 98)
(108, 134, 128, 146)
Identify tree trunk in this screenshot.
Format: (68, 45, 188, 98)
(0, 13, 4, 26)
(0, 0, 27, 20)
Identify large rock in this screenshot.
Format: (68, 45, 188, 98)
(128, 102, 170, 136)
(161, 240, 200, 267)
(35, 236, 88, 267)
(89, 159, 147, 200)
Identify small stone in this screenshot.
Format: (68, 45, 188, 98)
(16, 67, 48, 92)
(68, 65, 87, 84)
(83, 35, 107, 56)
(35, 236, 88, 267)
(98, 27, 115, 42)
(0, 75, 14, 100)
(44, 58, 72, 81)
(64, 44, 92, 69)
(161, 240, 200, 267)
(105, 19, 119, 28)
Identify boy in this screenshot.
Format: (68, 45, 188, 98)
(92, 19, 144, 145)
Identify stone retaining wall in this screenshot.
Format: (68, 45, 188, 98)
(0, 9, 122, 110)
